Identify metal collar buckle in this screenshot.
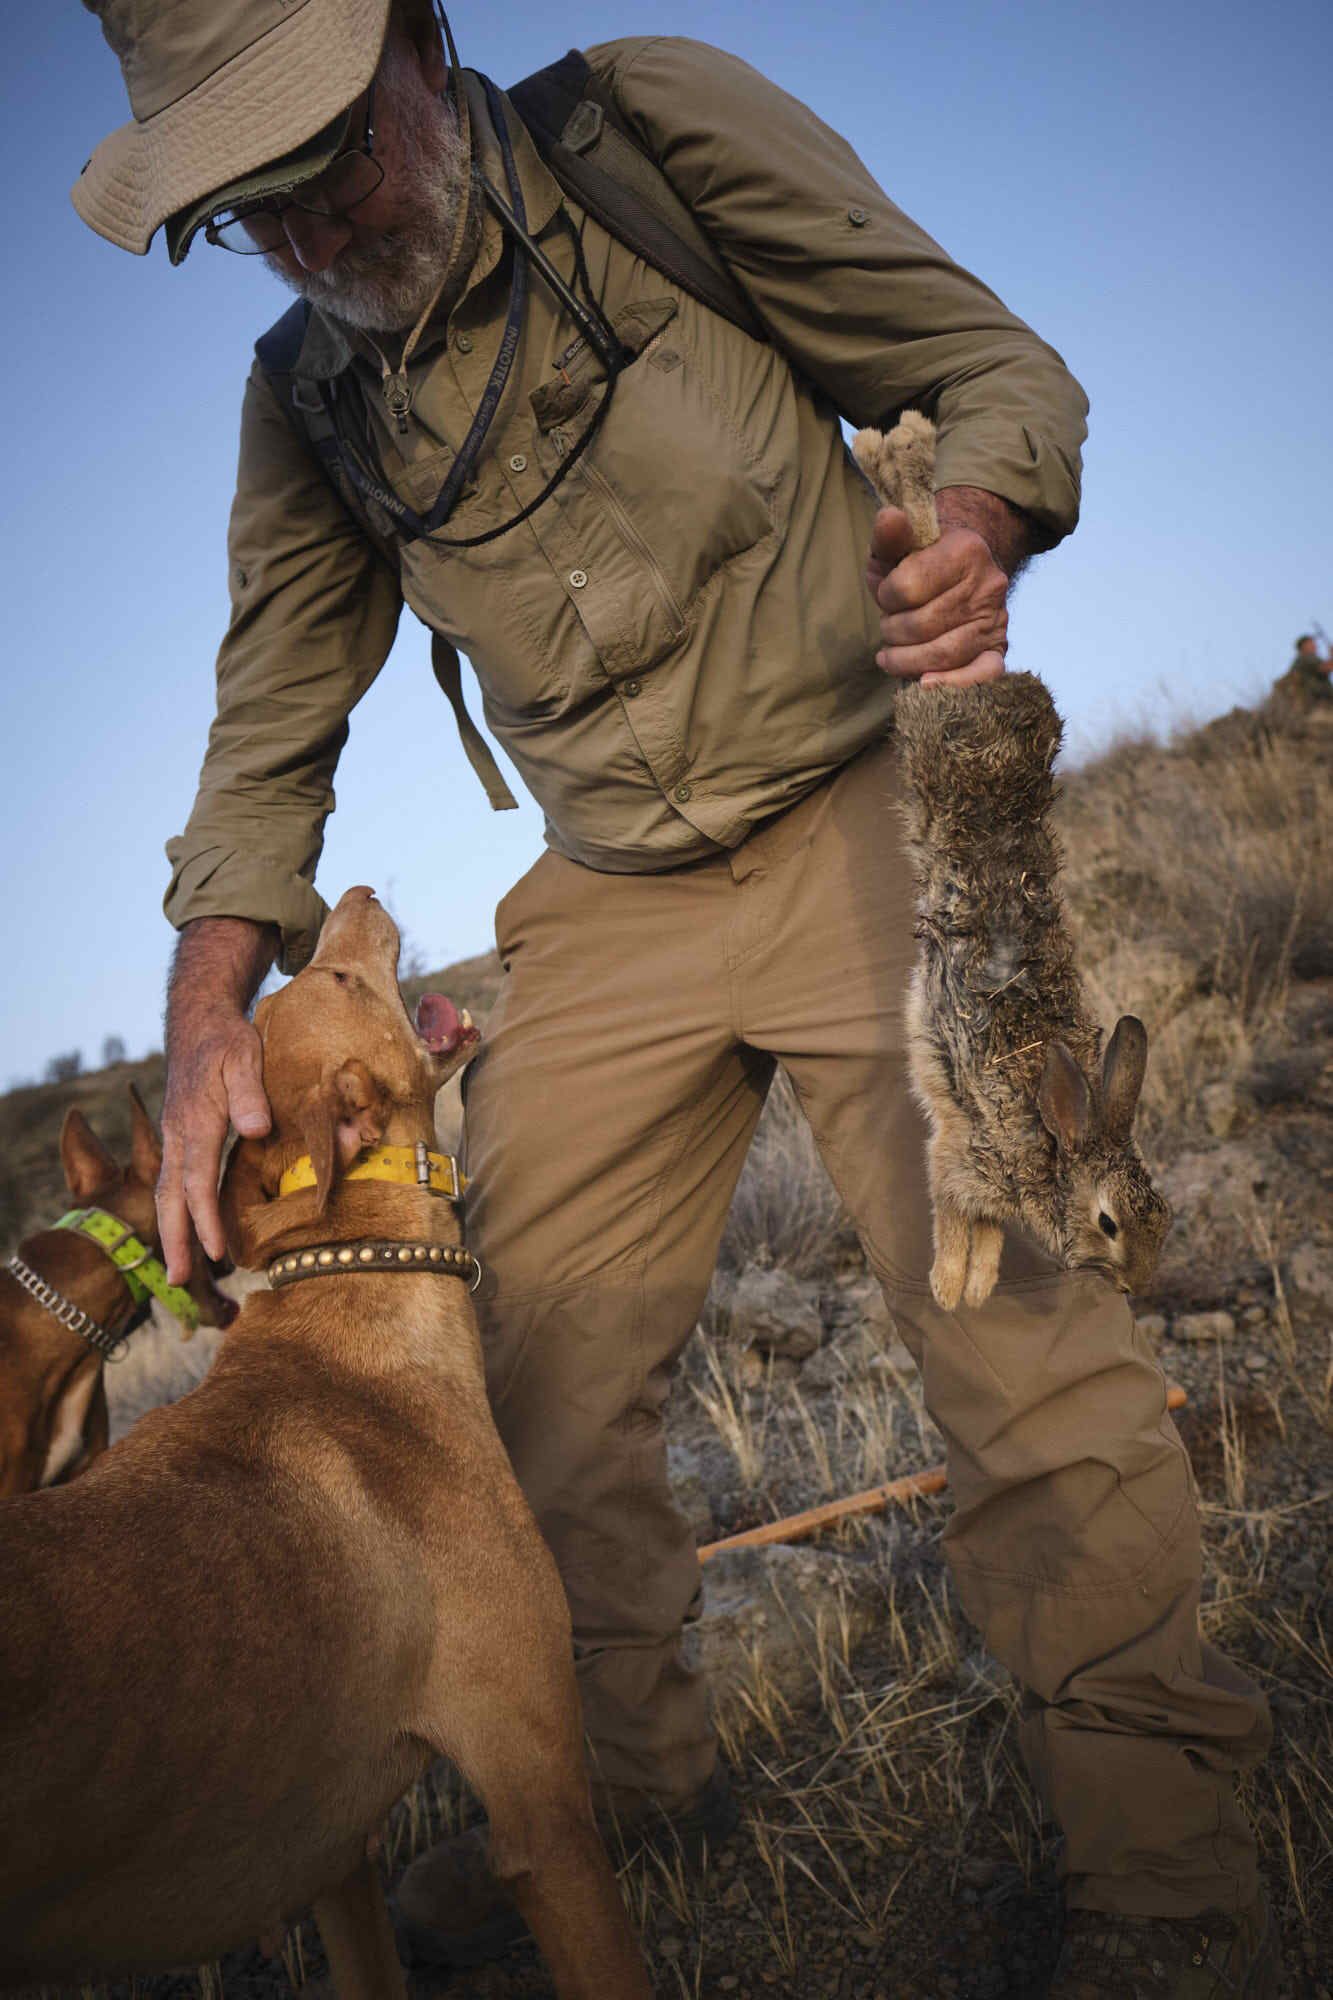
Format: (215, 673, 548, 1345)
(94, 1216, 152, 1272)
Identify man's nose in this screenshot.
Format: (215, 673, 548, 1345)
(280, 206, 352, 273)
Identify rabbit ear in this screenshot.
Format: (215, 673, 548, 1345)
(1103, 1016, 1148, 1141)
(1037, 1042, 1092, 1153)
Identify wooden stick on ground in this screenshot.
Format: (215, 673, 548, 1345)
(697, 1383, 1188, 1563)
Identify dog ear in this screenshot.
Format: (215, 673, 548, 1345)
(1102, 1016, 1148, 1142)
(1037, 1042, 1092, 1154)
(59, 1108, 118, 1202)
(299, 1085, 340, 1217)
(334, 1059, 389, 1148)
(217, 1137, 274, 1269)
(126, 1082, 163, 1190)
(299, 1060, 389, 1215)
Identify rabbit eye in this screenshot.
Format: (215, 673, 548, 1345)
(1098, 1212, 1119, 1239)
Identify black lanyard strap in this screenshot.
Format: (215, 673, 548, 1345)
(333, 74, 629, 552)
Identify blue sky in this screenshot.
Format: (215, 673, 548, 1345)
(2, 0, 1329, 1085)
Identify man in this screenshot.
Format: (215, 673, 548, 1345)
(75, 2, 1276, 1992)
(1279, 632, 1333, 704)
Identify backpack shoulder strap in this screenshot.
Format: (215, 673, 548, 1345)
(253, 297, 313, 378)
(254, 300, 403, 572)
(508, 52, 766, 343)
(253, 303, 519, 813)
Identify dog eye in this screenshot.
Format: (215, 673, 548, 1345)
(1098, 1212, 1118, 1239)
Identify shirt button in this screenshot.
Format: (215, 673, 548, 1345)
(673, 783, 693, 803)
(569, 569, 588, 589)
(623, 679, 642, 697)
(508, 453, 527, 472)
(848, 205, 869, 227)
(455, 333, 473, 354)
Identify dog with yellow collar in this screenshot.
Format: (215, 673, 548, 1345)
(0, 1085, 234, 1495)
(0, 885, 652, 2000)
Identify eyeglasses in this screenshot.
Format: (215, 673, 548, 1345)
(204, 84, 382, 254)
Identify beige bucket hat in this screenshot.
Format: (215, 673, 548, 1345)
(73, 0, 393, 258)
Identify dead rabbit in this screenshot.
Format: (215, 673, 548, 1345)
(854, 414, 1171, 1310)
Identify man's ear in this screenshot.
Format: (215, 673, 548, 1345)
(400, 0, 447, 89)
(59, 1109, 118, 1202)
(126, 1082, 163, 1191)
(300, 1060, 389, 1214)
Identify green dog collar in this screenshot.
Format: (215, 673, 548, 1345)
(55, 1207, 200, 1334)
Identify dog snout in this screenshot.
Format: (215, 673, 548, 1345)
(312, 887, 401, 973)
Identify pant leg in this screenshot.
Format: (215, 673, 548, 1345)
(732, 734, 1270, 1919)
(462, 848, 774, 1813)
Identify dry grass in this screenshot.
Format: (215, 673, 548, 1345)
(1061, 715, 1331, 1160)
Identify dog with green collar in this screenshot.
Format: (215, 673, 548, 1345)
(0, 1085, 234, 1495)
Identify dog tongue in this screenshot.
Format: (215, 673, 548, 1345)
(415, 992, 462, 1052)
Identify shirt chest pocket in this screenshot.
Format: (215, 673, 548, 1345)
(531, 297, 777, 677)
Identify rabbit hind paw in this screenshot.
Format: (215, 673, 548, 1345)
(929, 1202, 972, 1311)
(961, 1220, 1004, 1308)
(930, 1211, 1004, 1311)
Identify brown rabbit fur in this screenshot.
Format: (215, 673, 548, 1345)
(852, 412, 1171, 1309)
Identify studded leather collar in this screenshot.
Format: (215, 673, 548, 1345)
(266, 1237, 482, 1294)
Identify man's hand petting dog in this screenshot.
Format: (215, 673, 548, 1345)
(159, 916, 277, 1283)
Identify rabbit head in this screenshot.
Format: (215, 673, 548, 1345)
(1035, 1017, 1172, 1294)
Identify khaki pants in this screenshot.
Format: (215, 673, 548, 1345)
(462, 737, 1269, 1918)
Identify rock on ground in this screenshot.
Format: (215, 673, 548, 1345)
(1172, 1309, 1237, 1343)
(688, 1542, 882, 1717)
(729, 1263, 824, 1361)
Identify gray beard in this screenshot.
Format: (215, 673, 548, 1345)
(273, 178, 479, 334)
(267, 68, 479, 335)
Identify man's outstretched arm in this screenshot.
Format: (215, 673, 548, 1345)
(159, 917, 277, 1282)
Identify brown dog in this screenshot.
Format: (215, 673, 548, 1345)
(0, 887, 651, 1999)
(0, 1085, 234, 1496)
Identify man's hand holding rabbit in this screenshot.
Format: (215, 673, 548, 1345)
(867, 506, 1010, 688)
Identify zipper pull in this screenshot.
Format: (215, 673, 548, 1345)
(382, 369, 413, 434)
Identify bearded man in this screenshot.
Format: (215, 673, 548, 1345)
(74, 2, 1276, 1993)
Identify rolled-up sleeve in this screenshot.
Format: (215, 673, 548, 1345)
(164, 360, 403, 970)
(588, 37, 1088, 545)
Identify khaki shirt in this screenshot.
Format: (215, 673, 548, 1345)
(164, 37, 1088, 971)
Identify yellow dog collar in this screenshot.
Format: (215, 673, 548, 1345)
(279, 1143, 466, 1202)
